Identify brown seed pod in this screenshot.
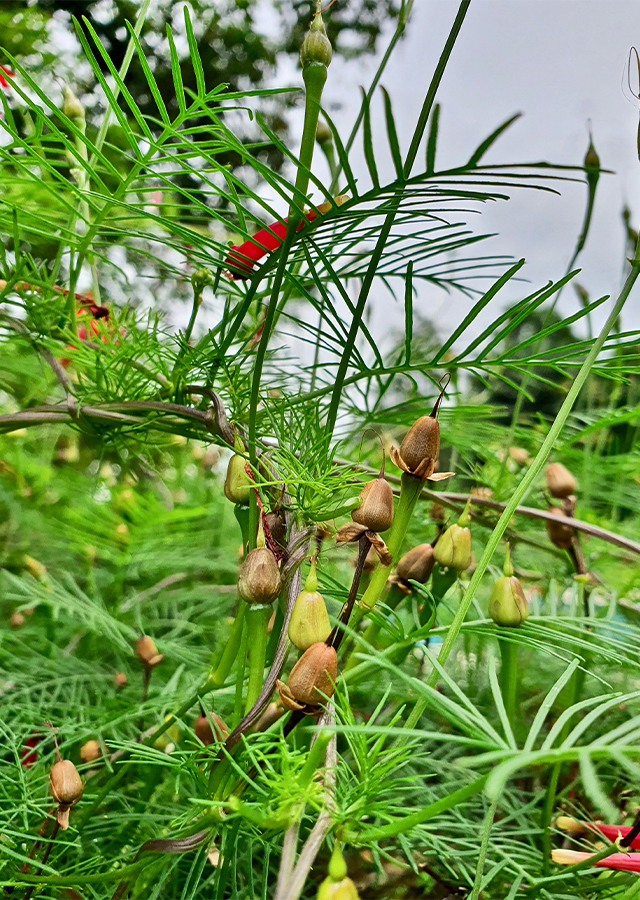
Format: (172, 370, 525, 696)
(135, 635, 164, 668)
(194, 711, 229, 745)
(276, 643, 337, 713)
(49, 759, 83, 829)
(545, 507, 574, 550)
(351, 477, 394, 533)
(396, 544, 435, 585)
(389, 414, 454, 482)
(546, 462, 577, 499)
(79, 740, 104, 764)
(237, 547, 282, 605)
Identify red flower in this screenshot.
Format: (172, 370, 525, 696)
(552, 849, 640, 872)
(0, 65, 14, 89)
(21, 733, 42, 768)
(225, 194, 348, 280)
(557, 816, 640, 850)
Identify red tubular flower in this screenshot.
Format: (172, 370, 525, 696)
(552, 849, 640, 872)
(21, 733, 43, 768)
(0, 65, 13, 89)
(225, 194, 348, 279)
(556, 816, 640, 850)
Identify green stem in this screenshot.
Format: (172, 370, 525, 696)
(247, 46, 328, 474)
(402, 239, 640, 735)
(234, 620, 249, 722)
(210, 602, 246, 687)
(244, 605, 271, 713)
(498, 636, 517, 734)
(469, 797, 498, 900)
(359, 474, 423, 610)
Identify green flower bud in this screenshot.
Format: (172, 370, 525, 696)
(351, 476, 394, 533)
(238, 547, 282, 605)
(300, 9, 332, 69)
(488, 575, 529, 627)
(288, 562, 331, 650)
(224, 454, 252, 505)
(433, 523, 471, 570)
(396, 543, 435, 584)
(317, 876, 359, 900)
(62, 85, 85, 122)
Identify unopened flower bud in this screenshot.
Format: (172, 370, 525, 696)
(545, 462, 576, 499)
(194, 710, 229, 745)
(224, 454, 252, 504)
(276, 642, 337, 712)
(433, 524, 471, 570)
(397, 544, 435, 584)
(300, 10, 332, 69)
(135, 635, 164, 668)
(315, 120, 332, 145)
(317, 877, 359, 900)
(50, 759, 83, 829)
(288, 563, 331, 650)
(545, 507, 574, 550)
(351, 476, 394, 533)
(238, 547, 282, 605)
(489, 575, 528, 627)
(62, 85, 85, 122)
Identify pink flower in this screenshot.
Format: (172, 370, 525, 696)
(552, 849, 640, 872)
(225, 194, 348, 279)
(0, 65, 13, 89)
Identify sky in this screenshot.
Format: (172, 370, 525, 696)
(311, 0, 640, 343)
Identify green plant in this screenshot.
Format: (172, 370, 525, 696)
(2, 2, 640, 898)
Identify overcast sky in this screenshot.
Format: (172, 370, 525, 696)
(311, 0, 640, 341)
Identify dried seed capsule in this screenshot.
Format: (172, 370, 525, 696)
(49, 759, 83, 830)
(396, 544, 435, 584)
(433, 524, 471, 570)
(489, 576, 529, 627)
(135, 635, 164, 668)
(351, 476, 394, 533)
(545, 506, 574, 550)
(194, 711, 229, 745)
(277, 642, 337, 712)
(288, 565, 331, 650)
(238, 547, 282, 605)
(545, 462, 576, 499)
(79, 740, 103, 764)
(224, 454, 252, 505)
(389, 403, 454, 482)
